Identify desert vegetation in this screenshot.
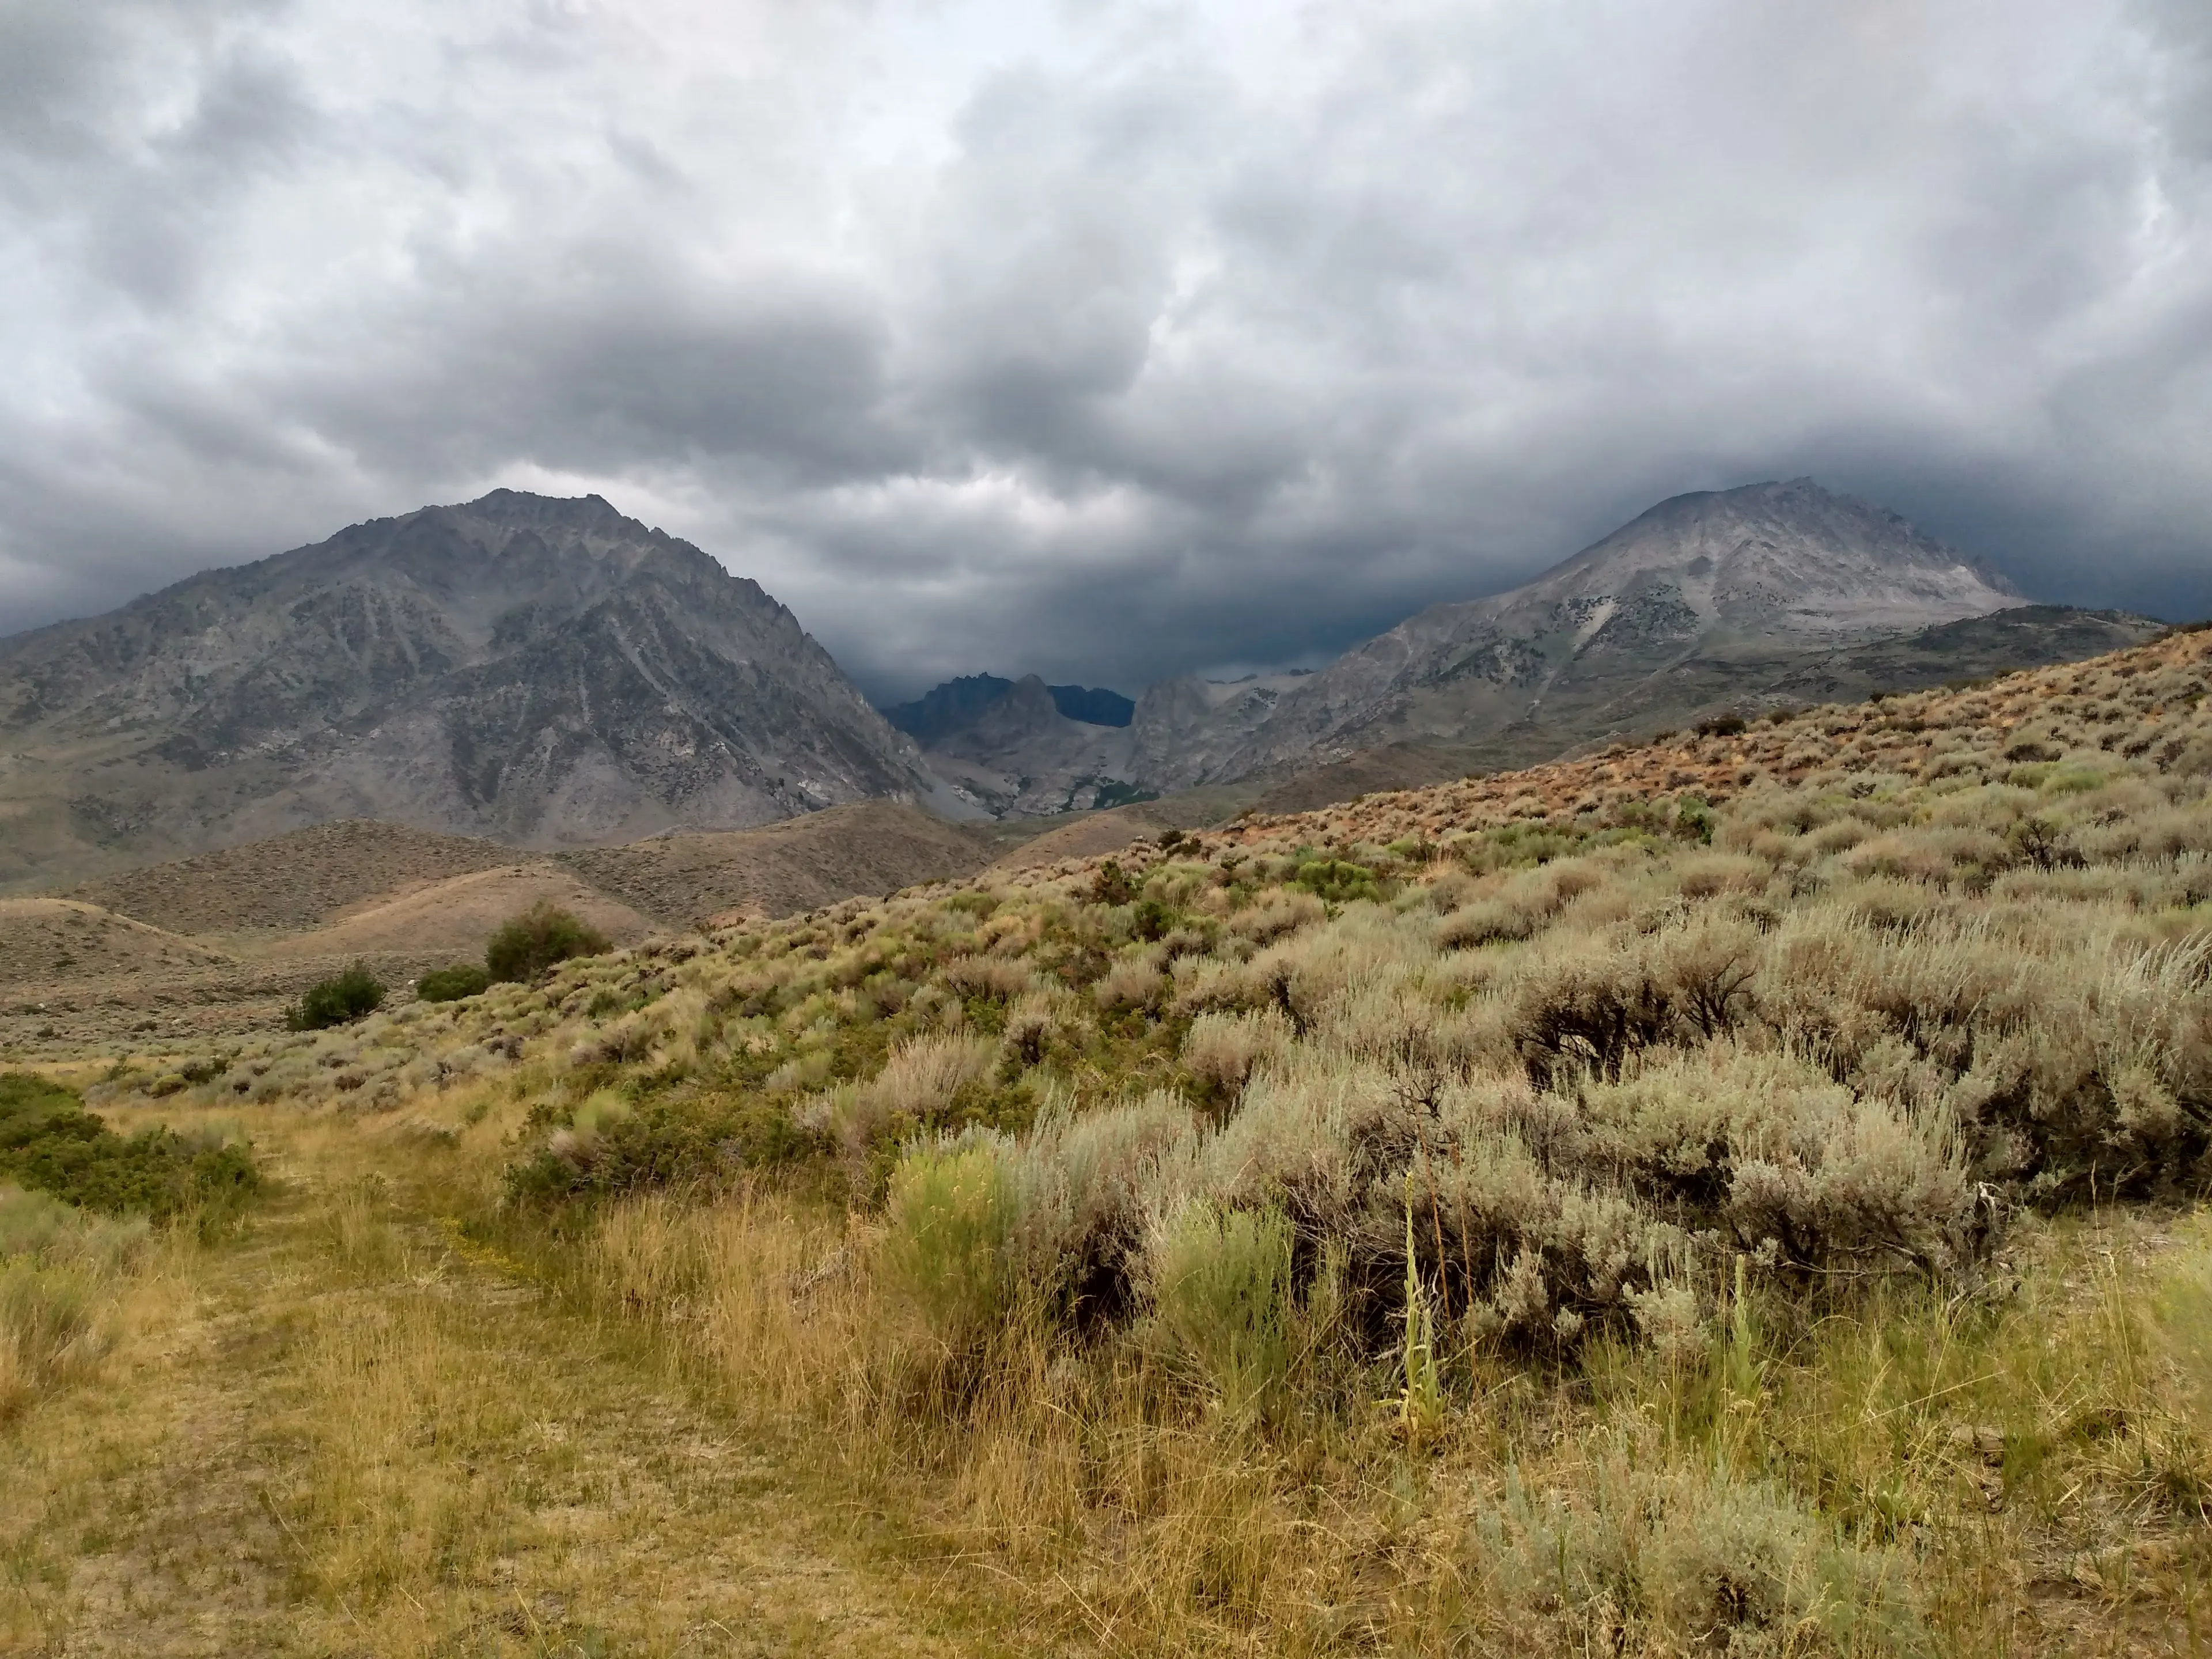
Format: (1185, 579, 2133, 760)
(285, 961, 387, 1030)
(415, 962, 493, 1002)
(17, 626, 2212, 1653)
(1, 1070, 259, 1442)
(486, 901, 613, 984)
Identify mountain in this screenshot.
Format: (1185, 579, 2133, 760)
(1240, 603, 2168, 813)
(895, 674, 1155, 816)
(881, 675, 1133, 744)
(0, 491, 946, 887)
(880, 673, 1142, 815)
(1124, 479, 2030, 791)
(899, 479, 2152, 817)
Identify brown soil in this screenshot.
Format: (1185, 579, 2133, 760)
(67, 820, 516, 936)
(264, 862, 654, 963)
(569, 801, 1003, 926)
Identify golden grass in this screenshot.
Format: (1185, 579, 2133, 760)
(0, 1096, 1043, 1656)
(561, 1187, 2212, 1655)
(16, 627, 2212, 1654)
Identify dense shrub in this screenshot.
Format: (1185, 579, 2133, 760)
(1144, 1201, 1296, 1414)
(286, 963, 385, 1030)
(0, 1073, 259, 1223)
(1291, 858, 1381, 904)
(504, 1093, 815, 1207)
(486, 902, 611, 983)
(882, 1140, 1019, 1352)
(416, 963, 491, 1002)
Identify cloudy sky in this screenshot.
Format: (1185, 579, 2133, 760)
(1, 0, 2208, 697)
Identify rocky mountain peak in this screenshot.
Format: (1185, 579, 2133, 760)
(1115, 479, 2032, 794)
(0, 493, 944, 878)
(1542, 479, 2021, 639)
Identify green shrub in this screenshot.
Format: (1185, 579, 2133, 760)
(1291, 858, 1380, 904)
(882, 1141, 1018, 1351)
(1146, 1201, 1295, 1415)
(1090, 860, 1136, 906)
(416, 963, 492, 1003)
(503, 1094, 816, 1207)
(0, 1073, 260, 1224)
(286, 963, 385, 1031)
(486, 903, 611, 983)
(1132, 897, 1176, 941)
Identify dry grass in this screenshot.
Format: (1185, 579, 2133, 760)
(22, 625, 2212, 1654)
(0, 1094, 1043, 1654)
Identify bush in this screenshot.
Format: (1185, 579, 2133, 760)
(286, 963, 385, 1031)
(416, 963, 491, 1003)
(1145, 1201, 1296, 1415)
(486, 903, 611, 983)
(1090, 859, 1136, 906)
(1474, 1455, 1921, 1653)
(882, 1140, 1020, 1351)
(1291, 858, 1381, 904)
(0, 1073, 260, 1224)
(505, 1094, 815, 1207)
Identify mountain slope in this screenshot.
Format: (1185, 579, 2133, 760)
(1243, 603, 2168, 813)
(0, 491, 943, 885)
(1128, 478, 2027, 791)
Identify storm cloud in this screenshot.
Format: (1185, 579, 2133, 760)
(1, 0, 2207, 696)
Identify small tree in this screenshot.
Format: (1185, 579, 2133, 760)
(485, 902, 610, 984)
(286, 963, 385, 1031)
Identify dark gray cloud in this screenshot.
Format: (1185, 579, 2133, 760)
(1, 0, 2206, 698)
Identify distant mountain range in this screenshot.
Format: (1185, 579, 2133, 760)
(882, 675, 1134, 745)
(0, 477, 2169, 886)
(894, 479, 2161, 813)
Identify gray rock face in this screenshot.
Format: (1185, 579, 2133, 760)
(1124, 479, 2027, 791)
(0, 491, 941, 872)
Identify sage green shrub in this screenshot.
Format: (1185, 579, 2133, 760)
(1145, 1200, 1295, 1415)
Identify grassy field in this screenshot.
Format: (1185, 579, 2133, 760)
(1, 1094, 1048, 1656)
(10, 626, 2212, 1653)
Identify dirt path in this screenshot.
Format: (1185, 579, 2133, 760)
(0, 1133, 1039, 1657)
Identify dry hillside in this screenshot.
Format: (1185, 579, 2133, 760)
(558, 801, 1005, 926)
(5, 803, 1048, 1050)
(0, 899, 230, 997)
(17, 622, 2212, 1654)
(67, 820, 517, 937)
